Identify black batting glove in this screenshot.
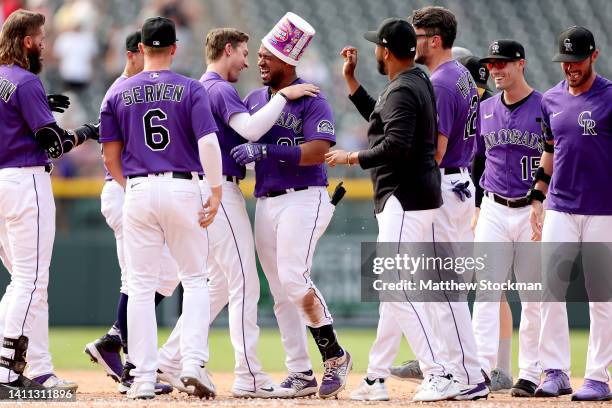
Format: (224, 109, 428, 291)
(47, 94, 70, 113)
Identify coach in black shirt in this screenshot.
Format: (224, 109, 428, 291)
(326, 18, 442, 214)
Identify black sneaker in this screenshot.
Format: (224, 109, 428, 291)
(0, 375, 46, 399)
(511, 378, 538, 397)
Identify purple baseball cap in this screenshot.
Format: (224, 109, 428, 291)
(262, 12, 315, 66)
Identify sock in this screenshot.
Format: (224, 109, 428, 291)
(155, 292, 165, 306)
(117, 293, 129, 353)
(308, 325, 343, 361)
(107, 323, 121, 338)
(498, 338, 512, 374)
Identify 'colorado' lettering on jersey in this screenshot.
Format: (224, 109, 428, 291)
(99, 70, 218, 176)
(200, 71, 248, 179)
(541, 75, 612, 215)
(0, 65, 54, 168)
(475, 91, 544, 198)
(243, 78, 335, 197)
(431, 60, 479, 168)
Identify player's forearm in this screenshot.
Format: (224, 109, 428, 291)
(228, 94, 287, 142)
(102, 141, 125, 188)
(348, 85, 376, 121)
(298, 140, 331, 165)
(198, 132, 223, 187)
(435, 133, 448, 165)
(344, 75, 361, 97)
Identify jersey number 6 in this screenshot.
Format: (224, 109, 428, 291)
(143, 108, 170, 151)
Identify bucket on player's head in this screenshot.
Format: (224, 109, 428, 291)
(262, 12, 315, 66)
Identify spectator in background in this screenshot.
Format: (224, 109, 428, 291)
(53, 21, 98, 93)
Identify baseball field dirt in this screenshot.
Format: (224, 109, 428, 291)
(41, 370, 595, 407)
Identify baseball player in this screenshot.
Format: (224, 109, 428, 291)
(84, 30, 176, 396)
(529, 26, 612, 401)
(156, 27, 319, 398)
(227, 12, 351, 399)
(471, 40, 543, 397)
(329, 19, 462, 402)
(0, 9, 97, 393)
(100, 17, 222, 399)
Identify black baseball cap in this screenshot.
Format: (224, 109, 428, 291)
(457, 55, 489, 88)
(364, 18, 416, 58)
(141, 17, 177, 48)
(552, 26, 596, 62)
(480, 39, 525, 63)
(125, 31, 141, 52)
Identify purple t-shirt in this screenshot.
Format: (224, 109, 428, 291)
(243, 78, 335, 197)
(541, 75, 612, 215)
(475, 91, 543, 198)
(200, 71, 248, 179)
(430, 60, 479, 168)
(0, 65, 54, 168)
(102, 75, 127, 181)
(99, 70, 218, 176)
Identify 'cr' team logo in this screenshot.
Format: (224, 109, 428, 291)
(578, 111, 597, 135)
(564, 38, 573, 52)
(491, 41, 499, 54)
(479, 67, 487, 81)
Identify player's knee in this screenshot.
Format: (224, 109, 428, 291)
(301, 289, 326, 326)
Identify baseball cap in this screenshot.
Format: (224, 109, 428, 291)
(457, 55, 490, 89)
(552, 26, 596, 62)
(141, 17, 177, 48)
(480, 39, 525, 63)
(364, 18, 416, 58)
(125, 31, 141, 52)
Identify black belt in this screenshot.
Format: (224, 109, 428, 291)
(442, 167, 462, 175)
(44, 164, 53, 173)
(487, 191, 529, 208)
(128, 171, 202, 180)
(225, 175, 240, 184)
(265, 186, 308, 197)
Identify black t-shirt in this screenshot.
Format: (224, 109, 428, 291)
(349, 67, 442, 213)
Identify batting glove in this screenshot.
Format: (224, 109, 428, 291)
(47, 94, 70, 113)
(230, 143, 267, 165)
(451, 180, 472, 202)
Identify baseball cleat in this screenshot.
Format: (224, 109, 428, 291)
(511, 378, 538, 397)
(180, 365, 216, 399)
(319, 350, 352, 398)
(232, 382, 296, 398)
(571, 379, 612, 401)
(280, 371, 318, 397)
(126, 381, 155, 400)
(490, 367, 513, 392)
(350, 378, 389, 401)
(84, 334, 123, 382)
(32, 373, 78, 392)
(535, 369, 572, 397)
(412, 373, 459, 402)
(453, 381, 490, 400)
(390, 359, 423, 383)
(157, 369, 194, 394)
(118, 363, 173, 395)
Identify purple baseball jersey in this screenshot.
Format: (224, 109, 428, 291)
(200, 71, 248, 179)
(99, 70, 218, 176)
(541, 75, 612, 215)
(243, 78, 335, 197)
(475, 91, 543, 198)
(0, 65, 54, 168)
(430, 60, 479, 168)
(102, 75, 127, 181)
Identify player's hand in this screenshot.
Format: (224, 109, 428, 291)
(230, 143, 267, 165)
(280, 83, 319, 100)
(529, 201, 544, 241)
(325, 149, 350, 167)
(340, 46, 358, 79)
(47, 94, 70, 113)
(199, 186, 221, 228)
(471, 207, 480, 234)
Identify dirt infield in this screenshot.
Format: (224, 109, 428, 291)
(43, 370, 598, 407)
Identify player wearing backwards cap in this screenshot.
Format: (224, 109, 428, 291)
(85, 30, 176, 396)
(156, 27, 318, 398)
(0, 9, 97, 394)
(100, 16, 223, 399)
(229, 12, 351, 399)
(470, 39, 544, 398)
(329, 18, 461, 402)
(529, 26, 612, 401)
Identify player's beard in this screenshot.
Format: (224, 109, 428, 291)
(376, 56, 386, 75)
(415, 41, 429, 65)
(27, 47, 43, 74)
(565, 60, 593, 89)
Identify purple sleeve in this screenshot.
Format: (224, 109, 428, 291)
(191, 81, 218, 139)
(474, 109, 485, 157)
(433, 85, 457, 138)
(302, 97, 336, 145)
(18, 78, 54, 132)
(210, 82, 248, 124)
(540, 99, 553, 141)
(99, 93, 122, 142)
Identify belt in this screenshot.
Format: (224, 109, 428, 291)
(225, 175, 240, 185)
(128, 171, 202, 180)
(45, 164, 53, 173)
(486, 191, 529, 208)
(441, 167, 462, 175)
(265, 186, 308, 197)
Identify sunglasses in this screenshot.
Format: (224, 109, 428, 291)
(486, 60, 509, 70)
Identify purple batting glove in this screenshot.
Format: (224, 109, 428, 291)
(230, 143, 267, 165)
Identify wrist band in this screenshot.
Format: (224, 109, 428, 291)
(346, 151, 353, 166)
(527, 188, 546, 203)
(278, 91, 289, 101)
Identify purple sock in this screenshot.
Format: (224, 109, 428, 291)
(117, 293, 128, 353)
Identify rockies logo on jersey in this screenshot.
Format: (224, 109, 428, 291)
(578, 111, 597, 135)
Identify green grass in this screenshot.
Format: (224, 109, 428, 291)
(52, 327, 589, 376)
